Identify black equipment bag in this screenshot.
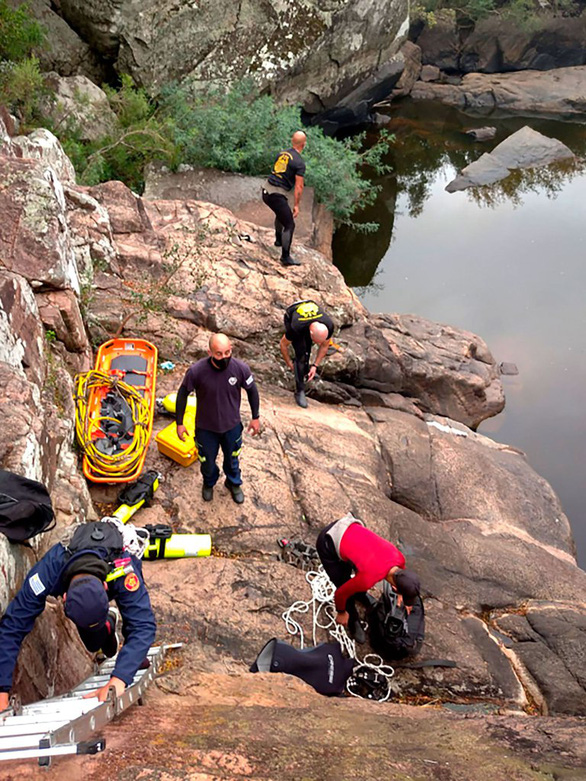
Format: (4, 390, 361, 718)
(0, 470, 55, 543)
(368, 581, 425, 660)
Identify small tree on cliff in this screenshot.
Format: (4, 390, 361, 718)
(0, 0, 45, 124)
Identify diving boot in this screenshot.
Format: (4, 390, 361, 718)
(225, 479, 244, 504)
(281, 255, 301, 267)
(294, 390, 308, 408)
(202, 484, 214, 502)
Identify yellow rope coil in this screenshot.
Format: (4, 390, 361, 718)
(74, 370, 152, 480)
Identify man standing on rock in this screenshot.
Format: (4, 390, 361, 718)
(176, 333, 261, 504)
(316, 513, 421, 644)
(280, 300, 334, 408)
(262, 130, 307, 267)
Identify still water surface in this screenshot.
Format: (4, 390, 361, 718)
(333, 102, 586, 568)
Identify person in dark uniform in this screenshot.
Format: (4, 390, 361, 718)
(316, 514, 421, 644)
(176, 333, 261, 504)
(280, 300, 334, 408)
(262, 130, 307, 267)
(0, 521, 156, 710)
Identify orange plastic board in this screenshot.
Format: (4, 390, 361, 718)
(82, 338, 158, 483)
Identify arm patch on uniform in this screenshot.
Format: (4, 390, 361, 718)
(245, 375, 254, 386)
(29, 573, 46, 596)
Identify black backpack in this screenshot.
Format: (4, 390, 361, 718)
(0, 470, 56, 543)
(368, 581, 425, 660)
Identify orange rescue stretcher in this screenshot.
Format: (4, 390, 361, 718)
(74, 338, 158, 484)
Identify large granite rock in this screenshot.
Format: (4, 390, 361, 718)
(7, 673, 586, 779)
(66, 178, 504, 428)
(459, 17, 586, 74)
(413, 15, 586, 76)
(411, 66, 586, 116)
(143, 164, 334, 260)
(2, 121, 586, 760)
(6, 0, 106, 82)
(57, 0, 409, 125)
(446, 126, 575, 193)
(43, 74, 118, 143)
(0, 130, 96, 703)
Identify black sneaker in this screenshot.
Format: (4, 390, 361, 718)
(202, 484, 214, 502)
(225, 480, 244, 504)
(281, 256, 301, 267)
(274, 238, 282, 247)
(102, 609, 119, 658)
(294, 390, 308, 408)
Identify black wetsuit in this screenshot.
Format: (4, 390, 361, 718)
(262, 147, 306, 262)
(284, 301, 334, 393)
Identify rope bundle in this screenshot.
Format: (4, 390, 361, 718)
(74, 370, 151, 480)
(282, 566, 395, 701)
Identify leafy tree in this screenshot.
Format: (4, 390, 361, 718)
(159, 80, 393, 227)
(0, 0, 44, 62)
(0, 1, 45, 123)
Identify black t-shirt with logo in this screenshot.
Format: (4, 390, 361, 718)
(284, 301, 334, 360)
(267, 147, 306, 192)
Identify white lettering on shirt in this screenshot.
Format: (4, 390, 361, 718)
(29, 573, 45, 596)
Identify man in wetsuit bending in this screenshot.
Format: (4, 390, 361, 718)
(262, 131, 307, 267)
(280, 300, 334, 408)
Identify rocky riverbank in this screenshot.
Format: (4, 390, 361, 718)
(1, 119, 586, 776)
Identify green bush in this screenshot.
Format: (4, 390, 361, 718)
(58, 75, 176, 190)
(0, 0, 44, 62)
(159, 80, 392, 227)
(0, 55, 45, 123)
(413, 0, 582, 25)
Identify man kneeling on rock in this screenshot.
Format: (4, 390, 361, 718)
(0, 520, 156, 710)
(280, 300, 334, 408)
(316, 513, 420, 644)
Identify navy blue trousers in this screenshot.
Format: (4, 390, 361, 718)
(196, 423, 243, 487)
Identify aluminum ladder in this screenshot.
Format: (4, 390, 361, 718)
(0, 643, 179, 766)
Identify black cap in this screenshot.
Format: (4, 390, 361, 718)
(64, 575, 109, 630)
(394, 569, 421, 606)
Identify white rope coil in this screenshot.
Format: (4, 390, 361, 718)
(282, 566, 395, 702)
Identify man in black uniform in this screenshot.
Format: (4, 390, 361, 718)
(280, 300, 334, 408)
(262, 130, 307, 267)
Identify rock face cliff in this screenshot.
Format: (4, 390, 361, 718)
(1, 122, 586, 776)
(51, 0, 409, 122)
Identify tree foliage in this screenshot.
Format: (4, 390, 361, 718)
(0, 0, 44, 62)
(413, 0, 582, 25)
(159, 80, 393, 227)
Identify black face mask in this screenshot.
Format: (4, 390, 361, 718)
(212, 356, 231, 371)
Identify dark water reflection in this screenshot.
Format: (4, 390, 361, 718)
(333, 101, 586, 568)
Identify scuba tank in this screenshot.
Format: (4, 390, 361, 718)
(142, 524, 211, 560)
(158, 392, 197, 419)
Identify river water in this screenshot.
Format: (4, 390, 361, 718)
(333, 101, 586, 568)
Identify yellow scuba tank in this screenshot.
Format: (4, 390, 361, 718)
(142, 524, 212, 559)
(159, 392, 197, 419)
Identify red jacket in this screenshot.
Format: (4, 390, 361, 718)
(335, 524, 405, 611)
